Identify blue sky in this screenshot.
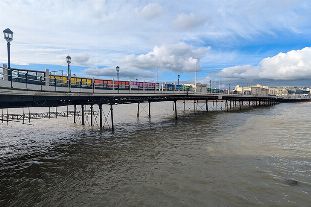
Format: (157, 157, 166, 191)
(1, 0, 311, 85)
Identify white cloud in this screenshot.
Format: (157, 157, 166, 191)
(218, 47, 311, 80)
(122, 43, 208, 72)
(74, 54, 91, 66)
(138, 3, 163, 19)
(173, 13, 206, 30)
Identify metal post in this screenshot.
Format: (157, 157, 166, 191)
(92, 78, 95, 94)
(81, 105, 85, 125)
(206, 99, 208, 111)
(28, 109, 31, 123)
(137, 102, 140, 118)
(55, 107, 58, 118)
(55, 78, 57, 91)
(67, 105, 69, 117)
(48, 107, 51, 119)
(22, 111, 25, 124)
(226, 100, 229, 112)
(7, 42, 13, 88)
(73, 105, 76, 123)
(117, 72, 119, 93)
(184, 100, 186, 111)
(1, 109, 3, 123)
(25, 71, 28, 89)
(40, 76, 43, 91)
(148, 101, 151, 118)
(67, 63, 71, 93)
(193, 100, 196, 112)
(90, 105, 93, 126)
(99, 104, 103, 129)
(7, 109, 9, 124)
(174, 100, 177, 120)
(110, 104, 114, 132)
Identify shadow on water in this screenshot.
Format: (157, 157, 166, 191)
(0, 103, 311, 206)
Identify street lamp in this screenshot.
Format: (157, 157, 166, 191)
(194, 58, 200, 93)
(66, 55, 71, 92)
(177, 74, 180, 91)
(3, 28, 13, 88)
(116, 66, 120, 93)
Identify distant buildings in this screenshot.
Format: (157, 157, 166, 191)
(234, 84, 310, 97)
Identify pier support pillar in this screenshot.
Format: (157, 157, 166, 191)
(81, 105, 85, 125)
(73, 105, 76, 123)
(6, 109, 8, 124)
(137, 102, 140, 118)
(174, 100, 177, 120)
(67, 105, 69, 117)
(48, 107, 51, 119)
(148, 101, 151, 118)
(110, 104, 114, 132)
(206, 99, 208, 111)
(28, 109, 31, 123)
(184, 100, 186, 111)
(99, 104, 103, 129)
(90, 104, 93, 126)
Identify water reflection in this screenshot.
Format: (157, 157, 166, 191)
(0, 102, 310, 206)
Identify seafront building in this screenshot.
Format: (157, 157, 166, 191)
(234, 84, 310, 97)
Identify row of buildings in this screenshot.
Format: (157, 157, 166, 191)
(190, 83, 310, 97)
(234, 84, 311, 97)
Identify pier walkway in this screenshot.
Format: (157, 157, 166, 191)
(0, 78, 309, 131)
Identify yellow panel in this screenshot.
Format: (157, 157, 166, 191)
(87, 79, 92, 85)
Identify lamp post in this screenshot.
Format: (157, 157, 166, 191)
(194, 58, 200, 93)
(59, 69, 64, 77)
(116, 66, 120, 93)
(3, 28, 13, 88)
(177, 74, 180, 91)
(66, 55, 71, 92)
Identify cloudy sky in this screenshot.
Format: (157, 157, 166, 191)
(0, 0, 311, 85)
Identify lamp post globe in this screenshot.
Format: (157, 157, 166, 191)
(66, 55, 71, 92)
(3, 28, 13, 42)
(3, 28, 13, 87)
(66, 55, 71, 64)
(116, 66, 120, 93)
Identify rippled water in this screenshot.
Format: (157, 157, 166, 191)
(0, 101, 310, 207)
